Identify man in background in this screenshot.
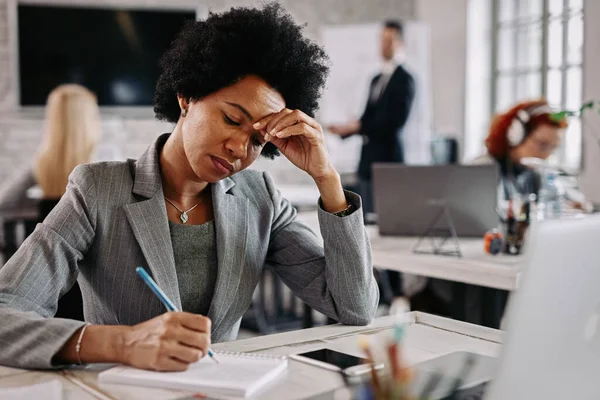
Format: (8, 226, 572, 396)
(329, 20, 415, 219)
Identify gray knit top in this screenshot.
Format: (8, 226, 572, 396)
(168, 220, 218, 316)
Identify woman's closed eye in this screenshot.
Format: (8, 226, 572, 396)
(222, 113, 263, 147)
(223, 113, 241, 126)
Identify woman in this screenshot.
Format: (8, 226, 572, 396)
(0, 84, 101, 217)
(0, 4, 378, 371)
(474, 99, 567, 200)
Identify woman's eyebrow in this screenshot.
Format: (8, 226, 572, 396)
(224, 102, 253, 120)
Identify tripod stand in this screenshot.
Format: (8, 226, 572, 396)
(413, 199, 463, 258)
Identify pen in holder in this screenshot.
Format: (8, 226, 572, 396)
(350, 298, 415, 400)
(485, 197, 531, 256)
(345, 298, 481, 400)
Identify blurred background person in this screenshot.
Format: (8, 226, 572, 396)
(0, 83, 101, 320)
(328, 20, 415, 219)
(35, 84, 101, 218)
(0, 84, 101, 218)
(472, 99, 567, 201)
(328, 19, 415, 301)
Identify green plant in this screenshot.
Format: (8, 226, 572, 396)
(549, 100, 600, 122)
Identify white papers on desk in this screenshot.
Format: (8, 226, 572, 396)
(99, 352, 287, 398)
(0, 380, 62, 400)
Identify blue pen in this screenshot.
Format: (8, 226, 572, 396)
(136, 267, 219, 363)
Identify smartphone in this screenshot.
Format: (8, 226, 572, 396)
(289, 348, 384, 376)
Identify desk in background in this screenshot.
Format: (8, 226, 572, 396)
(296, 211, 522, 328)
(0, 313, 502, 400)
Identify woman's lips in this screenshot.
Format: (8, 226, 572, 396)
(211, 156, 234, 175)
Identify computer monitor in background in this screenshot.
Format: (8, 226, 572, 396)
(18, 5, 196, 106)
(372, 164, 499, 237)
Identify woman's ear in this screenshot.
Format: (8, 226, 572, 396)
(177, 95, 190, 112)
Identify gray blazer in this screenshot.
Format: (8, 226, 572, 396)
(0, 134, 379, 369)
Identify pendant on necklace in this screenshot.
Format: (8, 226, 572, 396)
(180, 212, 189, 224)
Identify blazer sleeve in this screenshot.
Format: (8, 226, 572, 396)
(263, 172, 379, 326)
(0, 165, 97, 369)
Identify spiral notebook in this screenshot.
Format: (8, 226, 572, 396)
(98, 352, 287, 398)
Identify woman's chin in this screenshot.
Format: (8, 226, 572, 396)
(193, 170, 230, 184)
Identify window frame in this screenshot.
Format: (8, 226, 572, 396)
(489, 0, 584, 171)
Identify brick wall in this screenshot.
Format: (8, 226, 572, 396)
(0, 0, 414, 186)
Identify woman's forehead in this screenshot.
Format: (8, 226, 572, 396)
(212, 75, 285, 120)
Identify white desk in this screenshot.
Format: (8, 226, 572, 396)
(0, 313, 502, 399)
(277, 184, 320, 211)
(296, 211, 522, 291)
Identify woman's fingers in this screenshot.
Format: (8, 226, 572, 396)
(270, 124, 321, 144)
(165, 341, 204, 364)
(254, 109, 322, 137)
(154, 357, 189, 372)
(271, 110, 321, 135)
(253, 109, 292, 136)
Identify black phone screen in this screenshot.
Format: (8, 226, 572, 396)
(297, 349, 366, 369)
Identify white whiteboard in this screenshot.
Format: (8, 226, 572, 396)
(319, 22, 433, 171)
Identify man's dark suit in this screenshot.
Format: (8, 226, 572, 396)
(355, 64, 415, 298)
(358, 64, 415, 180)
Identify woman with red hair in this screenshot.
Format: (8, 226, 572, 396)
(476, 99, 567, 199)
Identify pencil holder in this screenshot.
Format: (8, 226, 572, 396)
(488, 197, 532, 256)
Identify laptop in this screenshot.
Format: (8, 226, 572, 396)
(372, 164, 499, 237)
(485, 214, 600, 399)
(411, 214, 600, 399)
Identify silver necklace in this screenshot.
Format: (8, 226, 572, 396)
(164, 197, 204, 224)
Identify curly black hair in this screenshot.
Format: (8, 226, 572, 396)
(154, 3, 330, 158)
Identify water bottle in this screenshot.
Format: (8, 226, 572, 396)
(536, 171, 564, 220)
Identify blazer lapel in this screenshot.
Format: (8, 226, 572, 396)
(123, 134, 182, 311)
(123, 196, 181, 311)
(206, 177, 249, 337)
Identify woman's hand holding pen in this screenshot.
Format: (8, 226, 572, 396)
(55, 312, 211, 370)
(121, 312, 212, 372)
(254, 109, 348, 214)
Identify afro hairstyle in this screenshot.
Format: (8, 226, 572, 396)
(153, 2, 330, 159)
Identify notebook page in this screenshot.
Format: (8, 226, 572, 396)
(100, 353, 287, 397)
(127, 355, 278, 384)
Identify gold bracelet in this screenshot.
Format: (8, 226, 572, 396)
(75, 323, 91, 365)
